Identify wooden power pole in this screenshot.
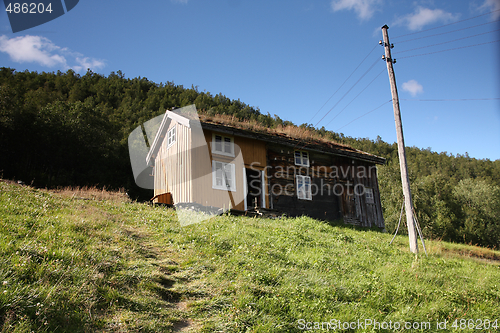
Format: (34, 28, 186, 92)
(381, 25, 419, 254)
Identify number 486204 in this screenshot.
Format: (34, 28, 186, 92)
(451, 319, 498, 330)
(5, 3, 53, 14)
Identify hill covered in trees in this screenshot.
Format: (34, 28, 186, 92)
(1, 68, 499, 247)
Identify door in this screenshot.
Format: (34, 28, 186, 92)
(245, 168, 263, 209)
(341, 184, 360, 224)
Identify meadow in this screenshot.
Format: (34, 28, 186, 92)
(0, 181, 499, 332)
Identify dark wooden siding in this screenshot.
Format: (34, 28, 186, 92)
(266, 143, 384, 228)
(266, 144, 342, 221)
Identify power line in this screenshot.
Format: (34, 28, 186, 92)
(335, 100, 392, 131)
(392, 9, 500, 39)
(307, 45, 378, 124)
(324, 68, 385, 127)
(335, 97, 500, 131)
(397, 20, 500, 44)
(396, 29, 500, 54)
(314, 57, 380, 128)
(400, 98, 500, 101)
(398, 39, 500, 59)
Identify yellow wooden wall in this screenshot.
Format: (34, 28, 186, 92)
(155, 125, 269, 211)
(189, 130, 268, 210)
(154, 120, 192, 204)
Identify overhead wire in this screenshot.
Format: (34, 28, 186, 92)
(293, 55, 381, 150)
(336, 97, 499, 131)
(401, 98, 500, 101)
(307, 45, 378, 124)
(396, 20, 500, 44)
(303, 10, 499, 138)
(392, 9, 500, 39)
(324, 68, 386, 128)
(397, 39, 500, 59)
(335, 100, 392, 131)
(313, 57, 380, 128)
(395, 29, 500, 54)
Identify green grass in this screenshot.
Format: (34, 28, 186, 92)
(0, 181, 499, 332)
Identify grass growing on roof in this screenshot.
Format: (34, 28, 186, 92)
(0, 181, 499, 332)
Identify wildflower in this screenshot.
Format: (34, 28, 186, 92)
(2, 281, 7, 285)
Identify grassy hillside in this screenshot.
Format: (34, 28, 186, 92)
(1, 68, 500, 248)
(0, 181, 499, 332)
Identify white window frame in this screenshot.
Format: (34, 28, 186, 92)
(212, 133, 234, 157)
(296, 175, 312, 200)
(212, 161, 236, 192)
(294, 150, 309, 167)
(167, 125, 176, 149)
(365, 188, 374, 204)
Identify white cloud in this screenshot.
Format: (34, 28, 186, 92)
(0, 35, 105, 72)
(73, 57, 106, 72)
(0, 35, 66, 67)
(478, 0, 500, 20)
(402, 79, 423, 97)
(396, 7, 460, 31)
(331, 0, 381, 20)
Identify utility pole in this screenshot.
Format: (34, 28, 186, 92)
(381, 25, 419, 254)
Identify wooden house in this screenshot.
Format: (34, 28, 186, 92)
(146, 108, 386, 228)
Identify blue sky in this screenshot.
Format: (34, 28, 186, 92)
(1, 0, 499, 160)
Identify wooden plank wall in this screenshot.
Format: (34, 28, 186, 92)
(267, 144, 342, 221)
(154, 120, 192, 204)
(189, 130, 267, 211)
(339, 161, 384, 228)
(266, 143, 384, 228)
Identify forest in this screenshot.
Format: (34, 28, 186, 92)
(1, 67, 499, 248)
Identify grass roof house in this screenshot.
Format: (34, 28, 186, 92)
(146, 106, 385, 228)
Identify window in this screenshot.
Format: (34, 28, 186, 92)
(212, 161, 236, 191)
(167, 126, 176, 148)
(296, 175, 312, 200)
(365, 188, 374, 204)
(294, 150, 309, 167)
(212, 133, 234, 156)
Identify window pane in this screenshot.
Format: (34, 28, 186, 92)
(365, 188, 374, 203)
(215, 162, 223, 186)
(215, 135, 222, 152)
(305, 177, 311, 199)
(297, 176, 303, 199)
(224, 164, 232, 188)
(302, 152, 308, 165)
(295, 151, 302, 165)
(224, 137, 232, 154)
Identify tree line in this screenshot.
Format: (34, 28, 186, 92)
(1, 68, 498, 247)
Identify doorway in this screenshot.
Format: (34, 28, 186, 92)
(341, 184, 361, 224)
(245, 168, 264, 209)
